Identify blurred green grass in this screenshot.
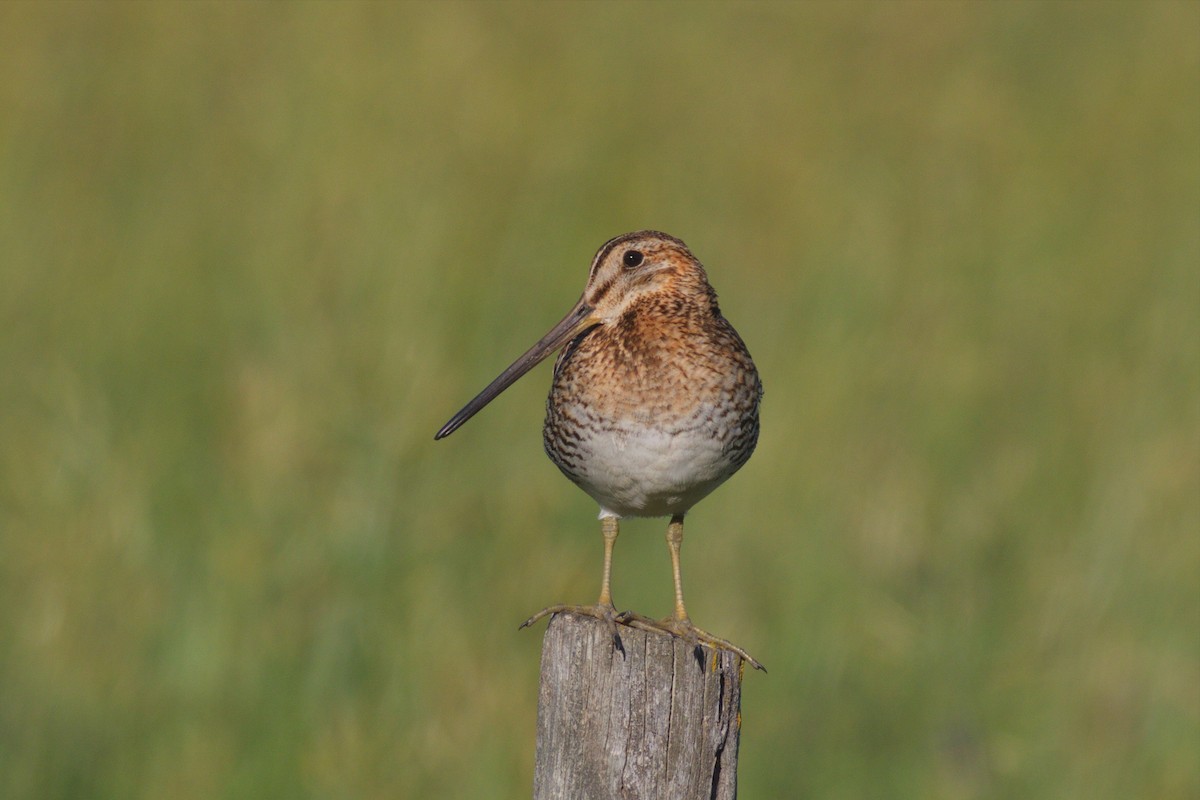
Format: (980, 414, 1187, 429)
(1, 2, 1196, 797)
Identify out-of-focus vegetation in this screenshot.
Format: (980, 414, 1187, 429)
(0, 2, 1196, 797)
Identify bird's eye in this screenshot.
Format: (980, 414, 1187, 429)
(622, 250, 644, 269)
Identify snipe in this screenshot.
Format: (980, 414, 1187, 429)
(435, 231, 763, 669)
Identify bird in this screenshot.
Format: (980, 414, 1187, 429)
(435, 230, 763, 669)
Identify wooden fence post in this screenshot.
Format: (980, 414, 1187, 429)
(531, 612, 743, 799)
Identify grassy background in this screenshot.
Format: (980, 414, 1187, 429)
(1, 2, 1196, 797)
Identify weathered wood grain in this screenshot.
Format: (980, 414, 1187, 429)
(532, 612, 743, 800)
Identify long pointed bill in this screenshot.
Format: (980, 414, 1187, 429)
(434, 296, 598, 440)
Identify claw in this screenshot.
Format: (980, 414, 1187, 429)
(620, 613, 764, 671)
(520, 603, 627, 655)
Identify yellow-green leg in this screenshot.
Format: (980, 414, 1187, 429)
(621, 514, 765, 671)
(667, 514, 690, 622)
(520, 516, 622, 630)
(520, 514, 764, 671)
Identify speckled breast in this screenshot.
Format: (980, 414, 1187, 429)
(542, 311, 760, 519)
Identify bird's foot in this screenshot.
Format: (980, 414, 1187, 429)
(617, 613, 766, 672)
(519, 602, 630, 654)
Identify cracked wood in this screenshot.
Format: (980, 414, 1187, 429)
(532, 612, 743, 799)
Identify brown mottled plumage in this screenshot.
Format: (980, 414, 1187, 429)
(435, 231, 764, 669)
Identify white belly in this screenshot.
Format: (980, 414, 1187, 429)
(561, 422, 737, 519)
